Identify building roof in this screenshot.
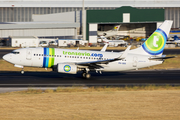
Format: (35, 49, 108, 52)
(0, 0, 179, 8)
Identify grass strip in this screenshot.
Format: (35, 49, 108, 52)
(2, 85, 179, 95)
(0, 87, 180, 120)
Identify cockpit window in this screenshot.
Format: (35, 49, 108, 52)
(12, 51, 20, 54)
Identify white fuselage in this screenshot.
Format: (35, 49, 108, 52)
(3, 47, 162, 72)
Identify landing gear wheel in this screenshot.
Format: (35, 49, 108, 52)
(85, 73, 91, 79)
(21, 70, 24, 74)
(82, 73, 91, 79)
(82, 73, 86, 78)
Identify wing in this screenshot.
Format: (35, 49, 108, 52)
(76, 46, 131, 69)
(100, 43, 108, 52)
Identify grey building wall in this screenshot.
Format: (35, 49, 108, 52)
(32, 11, 75, 22)
(0, 7, 111, 22)
(0, 7, 180, 28)
(165, 8, 180, 28)
(0, 28, 76, 38)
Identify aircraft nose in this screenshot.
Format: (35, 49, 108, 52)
(3, 54, 9, 62)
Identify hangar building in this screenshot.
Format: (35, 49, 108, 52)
(0, 0, 180, 44)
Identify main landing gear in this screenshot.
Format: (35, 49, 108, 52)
(82, 72, 91, 79)
(82, 69, 91, 79)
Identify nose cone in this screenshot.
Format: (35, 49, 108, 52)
(3, 54, 9, 62)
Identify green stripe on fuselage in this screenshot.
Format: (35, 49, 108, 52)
(48, 48, 55, 68)
(51, 48, 55, 67)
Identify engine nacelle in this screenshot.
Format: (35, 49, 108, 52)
(57, 63, 77, 74)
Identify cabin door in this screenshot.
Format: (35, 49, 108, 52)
(26, 49, 32, 60)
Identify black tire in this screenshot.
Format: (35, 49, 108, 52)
(82, 73, 86, 78)
(85, 73, 91, 79)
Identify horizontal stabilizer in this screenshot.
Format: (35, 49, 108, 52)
(149, 56, 176, 60)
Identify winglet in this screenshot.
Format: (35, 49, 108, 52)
(118, 45, 131, 59)
(100, 43, 108, 52)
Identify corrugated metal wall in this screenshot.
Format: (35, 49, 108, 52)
(165, 7, 180, 28)
(0, 7, 115, 22)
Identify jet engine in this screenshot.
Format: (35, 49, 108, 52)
(57, 63, 77, 74)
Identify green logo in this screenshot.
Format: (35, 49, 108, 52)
(64, 65, 71, 72)
(63, 51, 103, 57)
(63, 51, 90, 56)
(145, 32, 164, 51)
(142, 29, 166, 55)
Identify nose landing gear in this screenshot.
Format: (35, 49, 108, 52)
(21, 70, 24, 74)
(21, 68, 24, 74)
(20, 66, 24, 74)
(14, 65, 24, 74)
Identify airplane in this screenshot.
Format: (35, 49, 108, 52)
(97, 36, 128, 47)
(3, 20, 175, 79)
(97, 25, 121, 38)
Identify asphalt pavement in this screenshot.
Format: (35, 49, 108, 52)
(0, 70, 180, 87)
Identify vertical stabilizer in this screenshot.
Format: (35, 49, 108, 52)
(113, 25, 121, 31)
(130, 20, 173, 56)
